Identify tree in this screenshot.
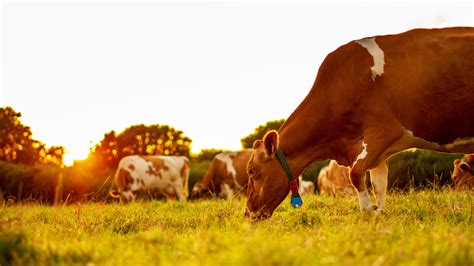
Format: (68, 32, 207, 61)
(241, 119, 285, 149)
(195, 148, 229, 161)
(0, 106, 64, 165)
(90, 124, 192, 169)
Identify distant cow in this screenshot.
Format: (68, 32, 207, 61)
(110, 155, 190, 203)
(298, 175, 315, 195)
(318, 160, 356, 196)
(452, 154, 474, 191)
(191, 150, 251, 199)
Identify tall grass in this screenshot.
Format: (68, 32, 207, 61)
(1, 190, 472, 265)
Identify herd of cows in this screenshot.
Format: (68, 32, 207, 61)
(110, 27, 472, 220)
(109, 150, 316, 204)
(108, 150, 473, 202)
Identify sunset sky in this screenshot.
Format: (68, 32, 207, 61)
(1, 0, 473, 165)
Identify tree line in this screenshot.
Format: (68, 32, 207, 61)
(0, 106, 284, 204)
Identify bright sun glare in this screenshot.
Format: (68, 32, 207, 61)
(63, 147, 90, 166)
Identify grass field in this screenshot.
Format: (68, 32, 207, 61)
(1, 190, 473, 265)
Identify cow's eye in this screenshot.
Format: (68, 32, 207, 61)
(248, 168, 255, 176)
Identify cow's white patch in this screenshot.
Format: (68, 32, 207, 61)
(216, 152, 237, 178)
(216, 152, 244, 190)
(355, 37, 385, 80)
(352, 141, 368, 167)
(220, 183, 234, 200)
(299, 180, 315, 195)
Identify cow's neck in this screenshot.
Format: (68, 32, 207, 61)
(278, 97, 330, 177)
(277, 87, 360, 177)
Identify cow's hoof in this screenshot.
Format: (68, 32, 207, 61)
(374, 207, 386, 216)
(361, 205, 385, 217)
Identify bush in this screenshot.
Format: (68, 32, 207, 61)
(0, 162, 59, 203)
(0, 149, 464, 204)
(188, 159, 211, 193)
(387, 149, 461, 190)
(299, 150, 462, 192)
(0, 161, 113, 204)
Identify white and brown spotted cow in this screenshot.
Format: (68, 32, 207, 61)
(452, 154, 474, 191)
(318, 160, 356, 196)
(110, 155, 190, 203)
(191, 150, 251, 199)
(245, 27, 474, 220)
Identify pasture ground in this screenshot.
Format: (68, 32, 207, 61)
(1, 190, 473, 265)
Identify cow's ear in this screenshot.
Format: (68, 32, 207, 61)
(252, 140, 263, 149)
(454, 159, 461, 166)
(263, 130, 279, 157)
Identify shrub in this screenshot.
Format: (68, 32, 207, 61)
(188, 159, 211, 193)
(300, 150, 462, 192)
(387, 149, 461, 190)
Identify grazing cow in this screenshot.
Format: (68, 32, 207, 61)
(298, 175, 315, 195)
(318, 160, 356, 196)
(451, 154, 474, 191)
(110, 155, 190, 203)
(192, 150, 251, 199)
(245, 27, 474, 220)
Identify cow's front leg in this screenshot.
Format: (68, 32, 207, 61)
(349, 125, 404, 213)
(369, 161, 388, 213)
(350, 139, 392, 213)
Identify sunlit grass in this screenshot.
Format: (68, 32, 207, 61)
(1, 190, 473, 265)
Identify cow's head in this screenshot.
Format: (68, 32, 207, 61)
(119, 189, 136, 203)
(111, 167, 138, 203)
(190, 181, 213, 199)
(110, 188, 136, 203)
(244, 130, 290, 220)
(452, 154, 474, 190)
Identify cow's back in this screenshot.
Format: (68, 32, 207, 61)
(371, 28, 474, 144)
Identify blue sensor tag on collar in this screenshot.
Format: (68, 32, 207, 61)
(290, 194, 303, 208)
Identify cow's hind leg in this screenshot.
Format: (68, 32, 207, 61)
(369, 160, 388, 213)
(172, 182, 187, 202)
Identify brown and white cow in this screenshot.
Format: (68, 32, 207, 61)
(318, 160, 356, 196)
(191, 149, 251, 199)
(110, 155, 190, 203)
(451, 154, 474, 191)
(245, 27, 474, 219)
(298, 175, 315, 195)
